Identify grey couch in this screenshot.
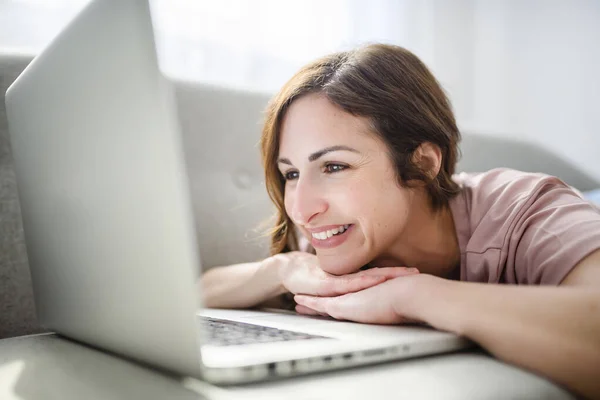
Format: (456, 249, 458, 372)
(1, 52, 599, 340)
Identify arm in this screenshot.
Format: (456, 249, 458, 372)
(199, 259, 286, 309)
(200, 253, 416, 310)
(296, 252, 600, 398)
(410, 250, 600, 400)
(293, 184, 600, 397)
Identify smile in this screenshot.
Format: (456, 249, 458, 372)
(310, 224, 354, 249)
(311, 224, 350, 240)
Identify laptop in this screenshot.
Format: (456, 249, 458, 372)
(4, 0, 472, 384)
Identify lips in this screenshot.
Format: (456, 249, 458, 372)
(310, 224, 354, 249)
(310, 224, 350, 240)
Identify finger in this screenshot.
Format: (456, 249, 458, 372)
(295, 304, 321, 316)
(360, 267, 419, 279)
(296, 303, 329, 318)
(324, 267, 419, 296)
(318, 274, 385, 296)
(294, 295, 337, 318)
(359, 266, 419, 276)
(296, 293, 371, 322)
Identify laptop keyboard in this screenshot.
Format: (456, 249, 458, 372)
(200, 316, 331, 346)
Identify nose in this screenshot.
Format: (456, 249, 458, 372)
(287, 176, 328, 226)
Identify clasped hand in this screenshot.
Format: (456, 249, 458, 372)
(265, 252, 422, 324)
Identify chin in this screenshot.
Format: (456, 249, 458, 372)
(317, 254, 365, 276)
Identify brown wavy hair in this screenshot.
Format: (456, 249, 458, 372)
(260, 43, 461, 255)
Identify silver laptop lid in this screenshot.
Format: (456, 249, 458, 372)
(5, 0, 204, 378)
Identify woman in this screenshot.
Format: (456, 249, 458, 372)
(201, 43, 600, 399)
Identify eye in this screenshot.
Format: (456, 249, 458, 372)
(324, 163, 348, 174)
(282, 170, 299, 181)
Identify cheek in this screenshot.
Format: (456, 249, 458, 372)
(350, 182, 412, 232)
(335, 180, 379, 215)
(283, 189, 294, 217)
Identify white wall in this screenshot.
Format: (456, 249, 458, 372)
(2, 0, 598, 178)
(430, 0, 600, 179)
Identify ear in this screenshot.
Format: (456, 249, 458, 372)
(412, 142, 442, 179)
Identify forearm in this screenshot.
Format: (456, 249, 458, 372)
(199, 259, 286, 309)
(409, 276, 600, 399)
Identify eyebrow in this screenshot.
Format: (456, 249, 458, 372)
(277, 145, 360, 166)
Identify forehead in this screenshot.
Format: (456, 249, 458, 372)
(278, 94, 375, 154)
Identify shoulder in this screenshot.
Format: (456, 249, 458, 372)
(451, 168, 590, 224)
(451, 168, 590, 250)
(451, 168, 600, 284)
(453, 168, 576, 202)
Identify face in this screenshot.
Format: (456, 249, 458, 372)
(277, 94, 418, 275)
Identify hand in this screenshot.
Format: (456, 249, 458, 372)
(294, 272, 424, 324)
(266, 251, 418, 299)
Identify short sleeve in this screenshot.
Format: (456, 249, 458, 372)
(511, 184, 600, 285)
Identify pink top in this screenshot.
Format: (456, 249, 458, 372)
(450, 168, 600, 285)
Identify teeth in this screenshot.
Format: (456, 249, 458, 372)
(312, 224, 350, 240)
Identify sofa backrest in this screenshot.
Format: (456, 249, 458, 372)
(172, 80, 273, 269)
(457, 132, 600, 191)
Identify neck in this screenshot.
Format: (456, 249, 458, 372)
(370, 193, 461, 279)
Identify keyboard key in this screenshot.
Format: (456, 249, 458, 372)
(199, 316, 331, 346)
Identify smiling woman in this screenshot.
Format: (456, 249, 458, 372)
(260, 45, 467, 280)
(273, 93, 459, 277)
(201, 43, 600, 399)
(271, 93, 460, 277)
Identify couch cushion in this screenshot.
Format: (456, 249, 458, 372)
(457, 133, 600, 192)
(173, 79, 273, 269)
(583, 189, 600, 205)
